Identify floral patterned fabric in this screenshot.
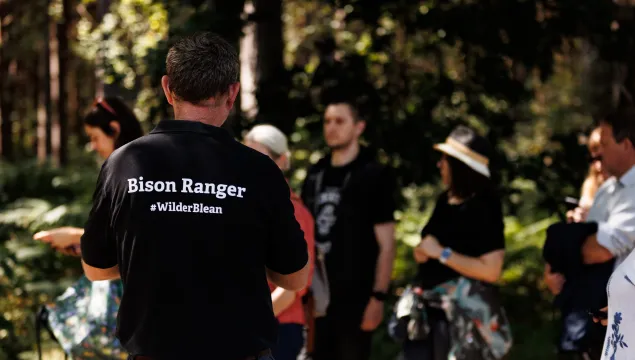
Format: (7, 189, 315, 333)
(389, 277, 513, 360)
(43, 275, 128, 359)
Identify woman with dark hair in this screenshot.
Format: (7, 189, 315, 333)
(31, 97, 143, 359)
(34, 96, 143, 252)
(392, 125, 511, 360)
(83, 96, 144, 159)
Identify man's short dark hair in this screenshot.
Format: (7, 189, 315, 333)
(166, 32, 239, 104)
(329, 101, 363, 122)
(601, 107, 635, 147)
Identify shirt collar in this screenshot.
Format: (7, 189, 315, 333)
(150, 120, 234, 142)
(620, 166, 635, 186)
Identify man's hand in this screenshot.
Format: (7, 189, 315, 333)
(33, 227, 83, 250)
(592, 306, 609, 326)
(360, 297, 384, 331)
(418, 235, 443, 259)
(545, 271, 566, 295)
(414, 247, 429, 263)
(57, 245, 82, 257)
(567, 207, 589, 223)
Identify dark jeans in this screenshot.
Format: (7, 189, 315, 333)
(272, 323, 304, 360)
(313, 315, 373, 360)
(402, 308, 450, 360)
(558, 310, 606, 360)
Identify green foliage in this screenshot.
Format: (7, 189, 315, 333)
(0, 152, 100, 358)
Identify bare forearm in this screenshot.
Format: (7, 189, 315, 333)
(373, 222, 396, 292)
(266, 260, 310, 291)
(271, 287, 296, 316)
(82, 261, 120, 281)
(373, 246, 395, 292)
(445, 251, 501, 283)
(582, 234, 614, 264)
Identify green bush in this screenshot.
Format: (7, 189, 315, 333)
(0, 155, 100, 359)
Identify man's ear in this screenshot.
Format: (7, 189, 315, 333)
(225, 82, 241, 110)
(109, 121, 121, 138)
(623, 137, 635, 153)
(355, 120, 366, 137)
(161, 75, 174, 105)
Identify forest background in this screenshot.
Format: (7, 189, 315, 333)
(1, 0, 635, 359)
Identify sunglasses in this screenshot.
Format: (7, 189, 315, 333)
(92, 97, 117, 116)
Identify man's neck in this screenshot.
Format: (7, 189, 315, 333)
(331, 141, 360, 167)
(615, 161, 635, 179)
(173, 103, 225, 127)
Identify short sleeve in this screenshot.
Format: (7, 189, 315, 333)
(421, 193, 446, 238)
(80, 161, 118, 269)
(476, 196, 506, 254)
(371, 166, 397, 224)
(264, 163, 309, 275)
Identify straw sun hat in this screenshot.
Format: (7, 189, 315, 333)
(433, 126, 492, 178)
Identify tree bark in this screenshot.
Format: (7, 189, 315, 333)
(37, 11, 51, 164)
(94, 0, 111, 98)
(56, 0, 73, 166)
(252, 0, 288, 132)
(49, 17, 60, 166)
(240, 1, 258, 120)
(0, 1, 15, 161)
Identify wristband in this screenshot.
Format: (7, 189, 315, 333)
(371, 291, 388, 302)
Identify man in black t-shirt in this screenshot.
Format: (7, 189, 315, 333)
(301, 101, 397, 360)
(79, 32, 309, 360)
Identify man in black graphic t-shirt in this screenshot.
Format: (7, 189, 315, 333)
(79, 32, 309, 360)
(301, 101, 397, 360)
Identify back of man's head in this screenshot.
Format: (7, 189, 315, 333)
(164, 32, 239, 106)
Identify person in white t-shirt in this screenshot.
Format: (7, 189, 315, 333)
(594, 249, 635, 359)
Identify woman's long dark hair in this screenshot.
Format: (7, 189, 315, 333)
(447, 156, 494, 199)
(83, 96, 143, 149)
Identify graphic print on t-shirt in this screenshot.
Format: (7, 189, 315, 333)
(315, 187, 340, 254)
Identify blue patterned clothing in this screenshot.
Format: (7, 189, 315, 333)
(601, 249, 635, 359)
(45, 276, 127, 359)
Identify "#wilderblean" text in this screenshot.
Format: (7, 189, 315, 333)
(151, 202, 223, 214)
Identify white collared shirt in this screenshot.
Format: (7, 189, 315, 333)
(601, 249, 635, 359)
(587, 165, 635, 267)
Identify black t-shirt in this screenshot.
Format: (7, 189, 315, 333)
(302, 150, 396, 320)
(80, 120, 308, 359)
(416, 190, 505, 289)
(313, 162, 354, 252)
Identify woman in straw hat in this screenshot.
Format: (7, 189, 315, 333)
(398, 125, 510, 360)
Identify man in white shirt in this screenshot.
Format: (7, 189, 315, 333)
(582, 108, 635, 268)
(586, 107, 635, 360)
(555, 108, 635, 360)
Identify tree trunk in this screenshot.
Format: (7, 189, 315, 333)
(49, 16, 60, 166)
(0, 3, 14, 161)
(56, 0, 73, 166)
(94, 0, 111, 98)
(252, 0, 290, 133)
(240, 1, 258, 120)
(37, 11, 51, 164)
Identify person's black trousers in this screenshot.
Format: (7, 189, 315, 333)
(312, 314, 373, 360)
